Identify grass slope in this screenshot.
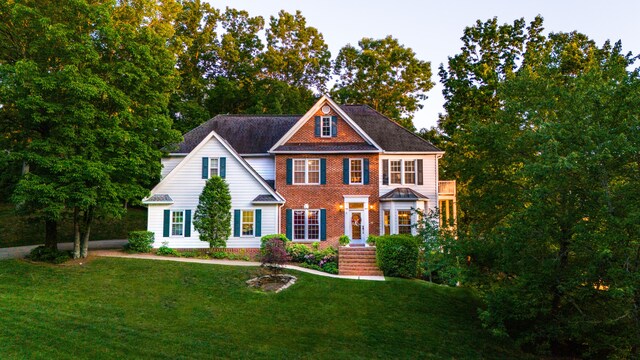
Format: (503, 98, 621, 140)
(0, 258, 526, 359)
(0, 203, 147, 248)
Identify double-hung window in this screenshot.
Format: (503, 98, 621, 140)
(404, 160, 416, 184)
(321, 116, 332, 137)
(390, 160, 402, 184)
(209, 157, 219, 178)
(293, 209, 320, 241)
(293, 159, 320, 184)
(389, 160, 417, 185)
(397, 210, 412, 235)
(171, 210, 184, 236)
(350, 159, 363, 184)
(241, 210, 254, 236)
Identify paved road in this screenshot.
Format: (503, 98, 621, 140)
(0, 239, 127, 260)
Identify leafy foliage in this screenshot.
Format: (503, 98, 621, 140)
(414, 208, 461, 286)
(440, 16, 640, 358)
(375, 235, 419, 278)
(125, 231, 155, 253)
(193, 176, 232, 248)
(338, 235, 350, 247)
(332, 36, 433, 130)
(259, 236, 290, 272)
(27, 246, 71, 264)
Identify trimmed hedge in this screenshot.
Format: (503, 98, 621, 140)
(375, 235, 419, 278)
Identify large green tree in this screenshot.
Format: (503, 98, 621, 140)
(193, 176, 231, 248)
(440, 17, 640, 357)
(0, 0, 181, 256)
(332, 36, 433, 131)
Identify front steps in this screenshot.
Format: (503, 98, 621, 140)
(338, 246, 383, 276)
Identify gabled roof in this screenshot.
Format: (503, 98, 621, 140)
(147, 130, 285, 204)
(269, 95, 383, 153)
(380, 188, 429, 201)
(142, 194, 173, 205)
(341, 105, 442, 153)
(176, 115, 300, 154)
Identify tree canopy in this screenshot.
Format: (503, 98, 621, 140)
(439, 16, 640, 358)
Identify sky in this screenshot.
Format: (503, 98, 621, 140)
(211, 0, 640, 130)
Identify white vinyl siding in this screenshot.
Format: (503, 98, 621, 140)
(380, 154, 439, 213)
(149, 136, 278, 248)
(161, 156, 184, 179)
(244, 156, 275, 180)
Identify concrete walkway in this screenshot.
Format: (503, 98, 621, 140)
(94, 250, 385, 281)
(0, 239, 127, 260)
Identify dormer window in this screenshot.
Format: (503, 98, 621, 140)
(321, 116, 332, 137)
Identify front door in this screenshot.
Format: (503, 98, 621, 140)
(350, 211, 364, 242)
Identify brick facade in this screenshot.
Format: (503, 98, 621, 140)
(284, 107, 367, 144)
(275, 154, 380, 248)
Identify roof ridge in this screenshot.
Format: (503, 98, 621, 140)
(217, 114, 303, 118)
(357, 104, 442, 151)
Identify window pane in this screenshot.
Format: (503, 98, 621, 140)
(172, 211, 183, 236)
(390, 160, 402, 184)
(349, 202, 364, 210)
(350, 159, 362, 183)
(307, 160, 320, 184)
(209, 158, 219, 178)
(384, 210, 390, 235)
(242, 210, 254, 236)
(321, 117, 331, 137)
(398, 210, 411, 234)
(294, 210, 306, 240)
(308, 210, 319, 240)
(404, 160, 415, 184)
(294, 160, 305, 183)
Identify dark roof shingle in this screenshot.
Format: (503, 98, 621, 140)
(380, 188, 429, 201)
(273, 143, 378, 152)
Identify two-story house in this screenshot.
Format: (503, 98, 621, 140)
(143, 95, 446, 253)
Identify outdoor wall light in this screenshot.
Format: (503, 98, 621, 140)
(338, 204, 344, 211)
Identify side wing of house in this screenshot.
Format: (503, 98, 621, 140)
(145, 132, 282, 249)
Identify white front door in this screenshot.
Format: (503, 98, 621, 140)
(349, 210, 365, 244)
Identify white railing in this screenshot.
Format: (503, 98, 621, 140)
(438, 180, 456, 195)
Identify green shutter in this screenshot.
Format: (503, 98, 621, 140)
(286, 159, 292, 185)
(163, 210, 170, 237)
(286, 209, 292, 240)
(202, 157, 208, 179)
(314, 116, 321, 137)
(343, 158, 349, 184)
(220, 157, 226, 179)
(417, 159, 423, 185)
(255, 209, 262, 237)
(331, 116, 337, 137)
(363, 159, 370, 185)
(320, 158, 326, 184)
(320, 209, 327, 241)
(234, 210, 240, 237)
(184, 210, 191, 237)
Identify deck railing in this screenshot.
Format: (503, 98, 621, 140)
(438, 180, 456, 196)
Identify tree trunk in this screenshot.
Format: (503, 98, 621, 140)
(73, 207, 81, 259)
(80, 208, 93, 258)
(44, 219, 58, 250)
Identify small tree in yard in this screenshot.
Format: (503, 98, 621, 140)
(194, 176, 232, 248)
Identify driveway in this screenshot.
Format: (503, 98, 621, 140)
(0, 239, 127, 260)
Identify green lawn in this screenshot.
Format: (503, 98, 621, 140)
(0, 203, 147, 248)
(0, 258, 527, 359)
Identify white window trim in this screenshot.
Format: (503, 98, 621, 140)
(320, 116, 332, 138)
(171, 209, 185, 237)
(209, 157, 220, 178)
(240, 209, 255, 237)
(292, 209, 321, 241)
(349, 158, 363, 185)
(388, 159, 417, 185)
(292, 158, 321, 185)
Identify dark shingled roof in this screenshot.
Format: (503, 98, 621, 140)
(380, 188, 429, 201)
(273, 143, 378, 152)
(340, 105, 441, 152)
(252, 194, 279, 203)
(172, 104, 441, 154)
(145, 194, 174, 203)
(176, 114, 300, 154)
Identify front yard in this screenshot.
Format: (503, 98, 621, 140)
(0, 257, 526, 359)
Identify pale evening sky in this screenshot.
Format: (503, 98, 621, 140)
(211, 0, 640, 130)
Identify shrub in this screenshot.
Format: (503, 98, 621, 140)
(321, 262, 339, 274)
(287, 243, 311, 262)
(193, 176, 231, 248)
(27, 246, 71, 264)
(339, 235, 350, 246)
(126, 231, 154, 253)
(156, 242, 180, 256)
(376, 235, 419, 278)
(260, 237, 290, 272)
(260, 234, 290, 247)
